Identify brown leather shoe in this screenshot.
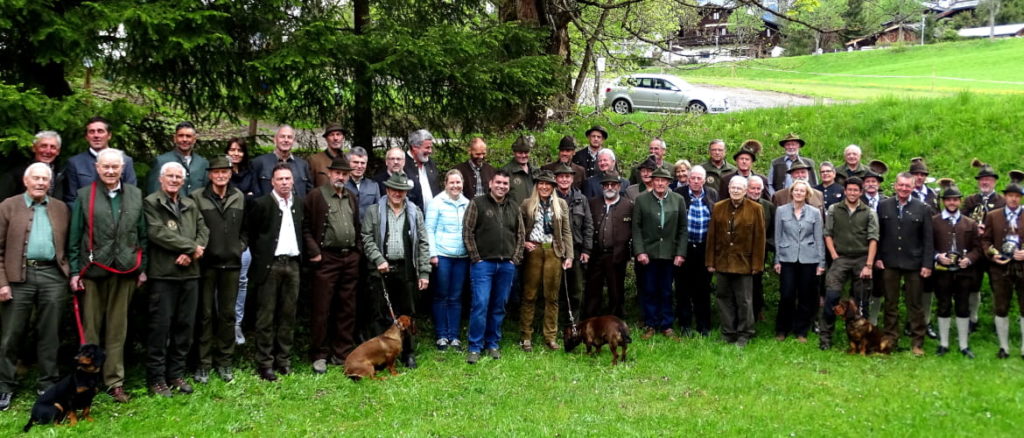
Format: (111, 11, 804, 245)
(168, 378, 193, 394)
(108, 386, 131, 403)
(662, 328, 678, 339)
(912, 346, 925, 357)
(642, 327, 656, 340)
(520, 340, 533, 352)
(545, 340, 559, 350)
(149, 382, 172, 398)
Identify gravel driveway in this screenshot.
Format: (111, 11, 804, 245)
(578, 78, 840, 112)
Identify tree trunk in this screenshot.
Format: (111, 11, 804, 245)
(353, 0, 376, 162)
(571, 8, 610, 103)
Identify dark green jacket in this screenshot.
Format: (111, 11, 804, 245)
(191, 186, 246, 269)
(147, 150, 209, 196)
(145, 190, 209, 280)
(463, 193, 525, 264)
(502, 161, 537, 208)
(632, 190, 688, 260)
(825, 200, 879, 258)
(68, 182, 147, 277)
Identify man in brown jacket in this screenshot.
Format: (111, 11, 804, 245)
(0, 163, 71, 410)
(706, 175, 766, 347)
(931, 182, 981, 358)
(585, 173, 633, 318)
(981, 177, 1024, 359)
(303, 156, 362, 373)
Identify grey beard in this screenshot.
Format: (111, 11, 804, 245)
(603, 190, 617, 199)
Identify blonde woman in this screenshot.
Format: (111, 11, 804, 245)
(670, 159, 691, 191)
(772, 180, 825, 342)
(519, 171, 573, 351)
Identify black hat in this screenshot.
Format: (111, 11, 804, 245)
(600, 172, 622, 185)
(207, 156, 232, 170)
(778, 133, 805, 147)
(322, 123, 348, 138)
(585, 125, 608, 139)
(534, 170, 556, 185)
(1004, 170, 1024, 195)
(786, 161, 812, 174)
(972, 158, 998, 180)
(512, 135, 535, 153)
(553, 163, 576, 175)
(908, 157, 929, 175)
(733, 139, 761, 162)
(328, 155, 353, 171)
(938, 178, 962, 199)
(558, 136, 577, 151)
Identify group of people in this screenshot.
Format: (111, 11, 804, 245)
(0, 118, 1021, 412)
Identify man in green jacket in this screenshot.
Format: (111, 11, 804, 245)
(362, 173, 430, 369)
(146, 121, 209, 196)
(502, 135, 538, 208)
(191, 157, 245, 384)
(68, 148, 147, 403)
(143, 162, 209, 397)
(632, 167, 688, 339)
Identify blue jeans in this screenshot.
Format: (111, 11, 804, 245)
(643, 259, 675, 331)
(236, 249, 251, 325)
(468, 260, 516, 353)
(433, 256, 469, 341)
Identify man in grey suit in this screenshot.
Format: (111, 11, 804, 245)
(876, 172, 934, 356)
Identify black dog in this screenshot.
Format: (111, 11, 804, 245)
(23, 344, 106, 432)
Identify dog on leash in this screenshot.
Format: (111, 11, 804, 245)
(833, 299, 894, 355)
(563, 315, 632, 365)
(23, 344, 106, 431)
(344, 315, 412, 380)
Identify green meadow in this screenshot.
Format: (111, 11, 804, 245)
(5, 39, 1024, 436)
(656, 38, 1024, 100)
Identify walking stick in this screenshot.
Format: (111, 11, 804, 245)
(563, 267, 579, 337)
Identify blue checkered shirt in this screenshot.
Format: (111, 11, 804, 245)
(687, 190, 711, 243)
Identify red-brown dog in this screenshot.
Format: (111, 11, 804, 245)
(344, 315, 412, 380)
(563, 315, 632, 365)
(833, 299, 893, 355)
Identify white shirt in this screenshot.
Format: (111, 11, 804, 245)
(272, 190, 300, 257)
(412, 154, 434, 209)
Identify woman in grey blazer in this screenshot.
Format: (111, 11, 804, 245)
(773, 180, 826, 342)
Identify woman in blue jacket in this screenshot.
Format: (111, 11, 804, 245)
(425, 170, 471, 350)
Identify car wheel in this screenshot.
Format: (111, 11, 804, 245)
(612, 99, 632, 114)
(686, 101, 707, 114)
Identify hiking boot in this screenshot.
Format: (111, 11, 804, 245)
(642, 327, 656, 340)
(911, 346, 925, 357)
(486, 348, 501, 360)
(109, 386, 131, 403)
(545, 340, 559, 350)
(169, 378, 193, 394)
(520, 340, 533, 352)
(149, 382, 173, 398)
(0, 392, 11, 411)
(193, 368, 210, 384)
(216, 366, 234, 382)
(662, 328, 678, 339)
(466, 351, 481, 364)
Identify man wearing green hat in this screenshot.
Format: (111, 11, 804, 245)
(931, 180, 980, 358)
(309, 123, 349, 188)
(585, 172, 632, 319)
(503, 135, 538, 208)
(633, 167, 688, 339)
(361, 173, 430, 368)
(553, 164, 593, 330)
(962, 159, 1005, 332)
(767, 133, 817, 196)
(191, 156, 246, 384)
(542, 136, 586, 189)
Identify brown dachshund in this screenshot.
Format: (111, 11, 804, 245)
(563, 315, 632, 365)
(344, 315, 412, 381)
(833, 299, 894, 355)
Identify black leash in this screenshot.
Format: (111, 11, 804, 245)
(379, 271, 397, 322)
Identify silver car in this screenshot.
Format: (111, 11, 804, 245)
(604, 74, 729, 114)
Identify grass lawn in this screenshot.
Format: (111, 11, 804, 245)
(3, 289, 1023, 436)
(652, 38, 1024, 100)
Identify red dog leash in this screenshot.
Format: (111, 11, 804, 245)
(72, 294, 86, 345)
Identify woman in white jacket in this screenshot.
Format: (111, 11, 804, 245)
(425, 170, 471, 350)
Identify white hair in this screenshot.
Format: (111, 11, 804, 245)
(651, 138, 666, 150)
(24, 162, 53, 179)
(408, 129, 434, 147)
(729, 175, 750, 190)
(96, 148, 126, 165)
(160, 161, 186, 177)
(597, 148, 616, 162)
(34, 131, 62, 147)
(689, 165, 706, 178)
(844, 144, 862, 156)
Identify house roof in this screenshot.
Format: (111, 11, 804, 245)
(957, 23, 1024, 38)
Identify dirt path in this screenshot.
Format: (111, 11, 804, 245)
(579, 77, 845, 112)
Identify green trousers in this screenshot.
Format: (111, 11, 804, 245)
(83, 274, 137, 388)
(0, 265, 67, 393)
